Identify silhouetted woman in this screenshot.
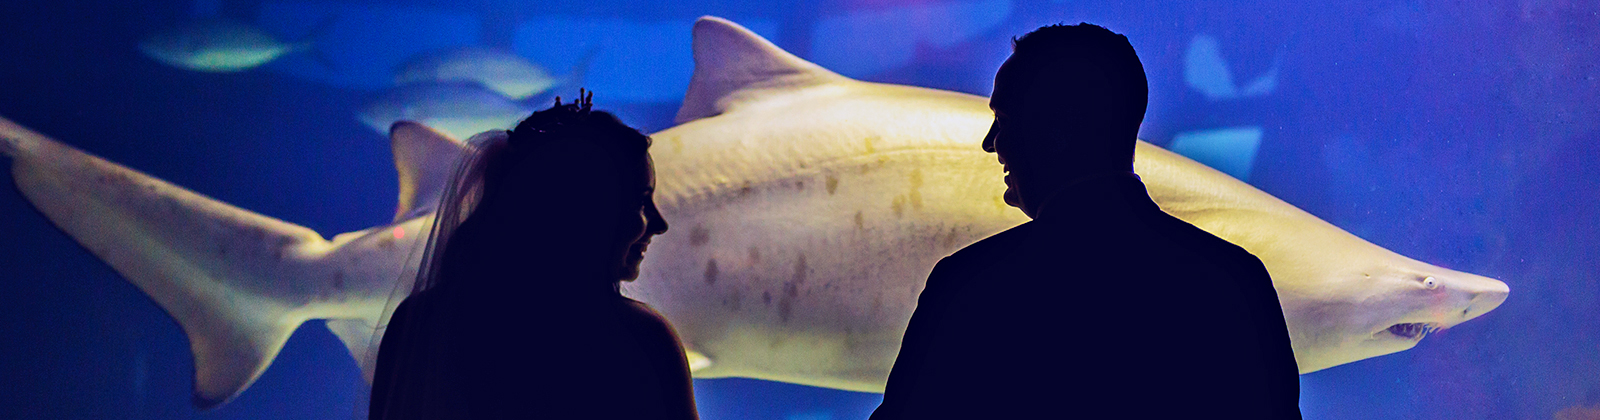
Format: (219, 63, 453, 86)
(368, 93, 695, 419)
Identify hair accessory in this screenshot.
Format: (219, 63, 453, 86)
(578, 88, 594, 113)
(509, 88, 602, 145)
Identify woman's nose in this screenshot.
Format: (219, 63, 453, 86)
(648, 207, 669, 234)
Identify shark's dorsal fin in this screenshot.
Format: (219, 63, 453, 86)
(675, 16, 845, 123)
(389, 121, 466, 222)
(685, 348, 713, 371)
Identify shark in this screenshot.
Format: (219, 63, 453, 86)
(365, 47, 598, 140)
(139, 19, 324, 73)
(0, 16, 1508, 409)
(358, 81, 537, 141)
(394, 47, 566, 100)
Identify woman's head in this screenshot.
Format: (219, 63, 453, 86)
(453, 94, 668, 285)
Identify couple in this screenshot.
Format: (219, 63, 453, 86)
(369, 23, 1302, 419)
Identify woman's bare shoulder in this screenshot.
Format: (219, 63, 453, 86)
(617, 299, 676, 333)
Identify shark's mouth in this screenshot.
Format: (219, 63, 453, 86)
(1385, 322, 1444, 340)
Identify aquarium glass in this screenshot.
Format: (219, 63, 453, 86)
(0, 0, 1595, 419)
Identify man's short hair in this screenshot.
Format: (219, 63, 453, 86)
(1004, 23, 1148, 160)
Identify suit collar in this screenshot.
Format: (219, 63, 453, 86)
(1032, 171, 1155, 221)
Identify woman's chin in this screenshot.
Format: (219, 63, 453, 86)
(615, 261, 644, 282)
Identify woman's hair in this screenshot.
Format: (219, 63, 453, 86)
(397, 91, 655, 300)
(472, 91, 653, 215)
(365, 93, 666, 418)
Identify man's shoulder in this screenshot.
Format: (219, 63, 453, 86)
(1140, 209, 1268, 275)
(943, 220, 1038, 266)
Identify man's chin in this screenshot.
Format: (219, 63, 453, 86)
(1003, 187, 1021, 208)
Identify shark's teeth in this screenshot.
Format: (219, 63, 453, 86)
(1386, 322, 1444, 339)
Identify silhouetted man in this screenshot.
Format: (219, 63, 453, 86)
(871, 24, 1302, 419)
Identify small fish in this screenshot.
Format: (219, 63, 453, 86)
(358, 82, 534, 140)
(394, 47, 560, 100)
(139, 19, 328, 73)
(1168, 126, 1265, 180)
(1183, 33, 1281, 100)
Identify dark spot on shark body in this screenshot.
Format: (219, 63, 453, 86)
(778, 282, 800, 323)
(704, 259, 720, 284)
(273, 236, 295, 260)
(778, 299, 793, 323)
(689, 225, 711, 247)
(763, 291, 772, 305)
(826, 175, 839, 195)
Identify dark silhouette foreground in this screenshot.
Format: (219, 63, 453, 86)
(369, 95, 696, 420)
(872, 24, 1302, 419)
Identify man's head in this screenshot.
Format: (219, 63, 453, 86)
(983, 23, 1148, 218)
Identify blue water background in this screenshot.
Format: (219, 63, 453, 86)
(0, 0, 1595, 419)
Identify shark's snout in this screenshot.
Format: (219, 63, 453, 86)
(1451, 272, 1510, 323)
(1368, 269, 1510, 343)
(1393, 271, 1510, 339)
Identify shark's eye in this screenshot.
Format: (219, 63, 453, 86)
(1422, 276, 1440, 290)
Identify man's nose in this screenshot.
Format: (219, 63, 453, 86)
(982, 120, 998, 152)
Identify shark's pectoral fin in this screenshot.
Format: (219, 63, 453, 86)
(1, 115, 331, 408)
(675, 16, 846, 123)
(685, 348, 713, 372)
(389, 121, 466, 222)
(188, 310, 302, 408)
(325, 318, 383, 383)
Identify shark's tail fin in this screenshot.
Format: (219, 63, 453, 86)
(0, 116, 330, 409)
(0, 118, 30, 157)
(295, 14, 340, 70)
